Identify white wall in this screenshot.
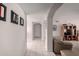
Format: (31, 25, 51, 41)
(0, 3, 26, 56)
(27, 12, 46, 41)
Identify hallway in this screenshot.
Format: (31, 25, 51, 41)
(0, 3, 61, 56)
(25, 39, 55, 56)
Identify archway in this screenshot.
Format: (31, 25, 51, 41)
(46, 3, 63, 52)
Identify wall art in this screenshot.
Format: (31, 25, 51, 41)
(53, 25, 57, 31)
(20, 17, 24, 26)
(0, 3, 6, 21)
(11, 10, 18, 24)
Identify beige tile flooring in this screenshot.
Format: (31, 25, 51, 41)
(25, 39, 55, 56)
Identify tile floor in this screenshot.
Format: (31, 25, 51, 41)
(25, 39, 55, 56)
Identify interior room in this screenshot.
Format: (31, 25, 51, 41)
(53, 3, 79, 56)
(0, 3, 79, 56)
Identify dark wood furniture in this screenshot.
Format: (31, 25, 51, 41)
(61, 24, 78, 41)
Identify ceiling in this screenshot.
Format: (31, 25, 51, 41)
(19, 3, 53, 14)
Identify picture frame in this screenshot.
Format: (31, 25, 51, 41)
(53, 25, 57, 31)
(11, 10, 18, 24)
(0, 3, 6, 21)
(20, 17, 24, 26)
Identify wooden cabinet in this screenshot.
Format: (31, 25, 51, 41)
(61, 24, 78, 41)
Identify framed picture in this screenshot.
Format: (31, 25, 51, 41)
(53, 25, 57, 31)
(11, 10, 18, 24)
(0, 3, 6, 21)
(20, 17, 24, 26)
